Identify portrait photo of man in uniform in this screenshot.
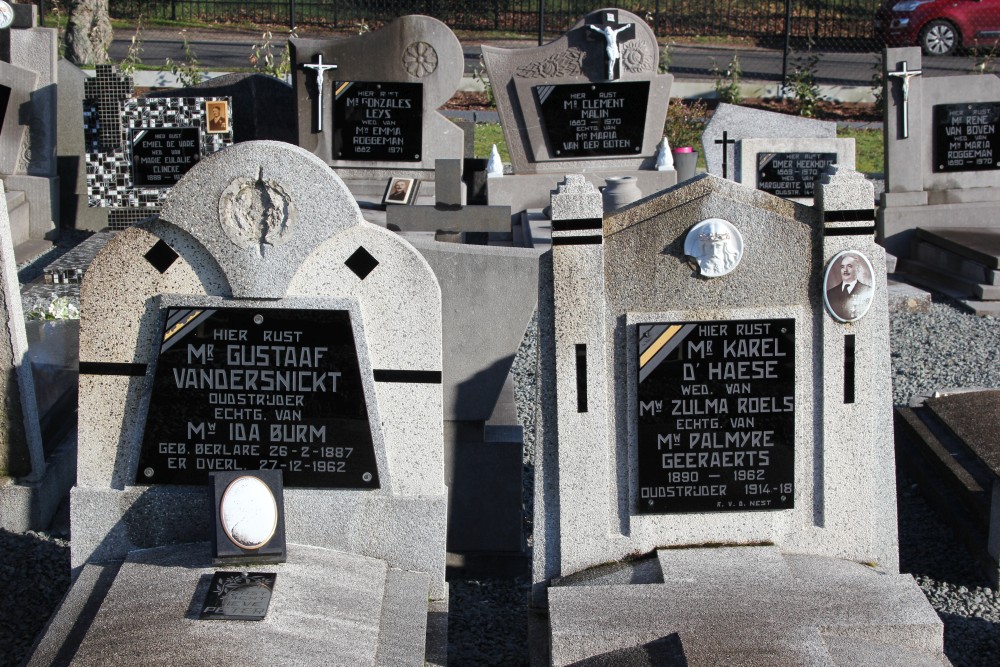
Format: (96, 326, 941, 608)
(824, 251, 874, 322)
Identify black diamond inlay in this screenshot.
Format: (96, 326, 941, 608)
(144, 240, 178, 274)
(345, 247, 379, 280)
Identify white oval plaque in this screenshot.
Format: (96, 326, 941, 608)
(684, 218, 744, 278)
(220, 476, 278, 550)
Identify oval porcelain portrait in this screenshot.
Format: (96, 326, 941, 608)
(220, 476, 278, 550)
(823, 250, 875, 323)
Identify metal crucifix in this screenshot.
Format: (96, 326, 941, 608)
(715, 130, 737, 179)
(887, 60, 922, 139)
(302, 54, 338, 133)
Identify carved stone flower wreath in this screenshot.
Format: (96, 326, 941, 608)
(219, 167, 297, 256)
(621, 40, 654, 73)
(403, 41, 438, 77)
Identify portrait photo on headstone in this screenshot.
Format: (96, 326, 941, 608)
(381, 176, 419, 206)
(206, 100, 229, 134)
(823, 250, 875, 323)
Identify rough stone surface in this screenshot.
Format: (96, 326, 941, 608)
(702, 103, 836, 180)
(75, 141, 446, 598)
(548, 547, 946, 666)
(534, 172, 897, 603)
(57, 542, 431, 666)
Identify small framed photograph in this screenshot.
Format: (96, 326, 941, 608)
(382, 177, 419, 206)
(206, 100, 229, 134)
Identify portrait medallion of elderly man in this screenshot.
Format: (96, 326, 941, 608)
(683, 218, 744, 278)
(824, 250, 875, 322)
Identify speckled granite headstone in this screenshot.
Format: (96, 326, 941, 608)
(74, 140, 447, 600)
(533, 167, 897, 603)
(289, 15, 464, 178)
(482, 8, 672, 174)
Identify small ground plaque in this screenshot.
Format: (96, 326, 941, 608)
(131, 127, 201, 187)
(333, 81, 423, 161)
(536, 81, 648, 158)
(933, 102, 1000, 172)
(200, 572, 277, 621)
(757, 152, 837, 198)
(137, 307, 380, 488)
(636, 318, 795, 514)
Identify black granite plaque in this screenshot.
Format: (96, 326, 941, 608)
(757, 152, 837, 198)
(200, 572, 276, 621)
(933, 102, 1000, 172)
(137, 307, 381, 488)
(333, 81, 422, 161)
(535, 81, 648, 158)
(636, 319, 795, 514)
(131, 127, 201, 186)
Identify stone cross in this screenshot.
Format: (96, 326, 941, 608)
(714, 130, 736, 179)
(887, 60, 921, 139)
(302, 54, 337, 133)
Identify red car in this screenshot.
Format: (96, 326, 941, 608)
(875, 0, 1000, 56)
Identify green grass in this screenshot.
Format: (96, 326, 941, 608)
(838, 127, 884, 175)
(473, 123, 509, 162)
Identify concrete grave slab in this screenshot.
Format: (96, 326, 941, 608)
(547, 547, 946, 666)
(53, 542, 430, 667)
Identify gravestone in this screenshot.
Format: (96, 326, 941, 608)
(28, 141, 447, 665)
(481, 9, 675, 211)
(83, 65, 233, 231)
(737, 137, 855, 203)
(702, 103, 837, 181)
(881, 47, 1000, 314)
(529, 170, 945, 664)
(0, 2, 59, 254)
(289, 15, 465, 185)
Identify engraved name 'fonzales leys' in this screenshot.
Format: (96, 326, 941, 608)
(636, 319, 795, 514)
(137, 308, 380, 488)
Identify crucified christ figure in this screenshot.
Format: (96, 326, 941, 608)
(589, 22, 632, 80)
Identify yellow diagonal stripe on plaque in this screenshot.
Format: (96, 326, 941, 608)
(639, 325, 683, 368)
(163, 309, 203, 344)
(335, 82, 352, 97)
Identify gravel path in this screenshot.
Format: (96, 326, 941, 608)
(3, 297, 999, 666)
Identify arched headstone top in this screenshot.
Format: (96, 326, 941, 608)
(159, 141, 363, 298)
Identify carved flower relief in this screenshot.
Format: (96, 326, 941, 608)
(219, 168, 297, 255)
(515, 49, 585, 78)
(621, 40, 654, 73)
(403, 42, 438, 77)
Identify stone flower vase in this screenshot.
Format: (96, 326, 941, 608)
(602, 176, 643, 213)
(672, 147, 698, 183)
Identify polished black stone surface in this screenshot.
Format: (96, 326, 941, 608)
(333, 81, 423, 161)
(535, 81, 648, 158)
(131, 127, 201, 187)
(932, 102, 1000, 173)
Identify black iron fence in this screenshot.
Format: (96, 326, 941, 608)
(99, 0, 881, 44)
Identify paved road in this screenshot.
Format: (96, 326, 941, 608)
(108, 28, 993, 87)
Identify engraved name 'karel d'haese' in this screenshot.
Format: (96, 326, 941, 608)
(636, 319, 795, 514)
(137, 308, 380, 488)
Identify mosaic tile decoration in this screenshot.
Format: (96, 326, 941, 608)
(83, 65, 233, 216)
